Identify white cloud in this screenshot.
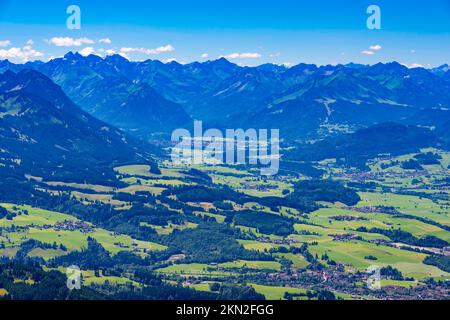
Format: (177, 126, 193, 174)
(239, 53, 262, 59)
(162, 58, 178, 63)
(48, 37, 95, 47)
(0, 47, 44, 61)
(221, 52, 262, 59)
(361, 45, 382, 56)
(369, 44, 382, 51)
(79, 47, 95, 56)
(99, 38, 112, 44)
(120, 47, 133, 53)
(201, 53, 209, 59)
(153, 45, 175, 53)
(23, 39, 35, 51)
(118, 52, 130, 60)
(120, 44, 175, 56)
(408, 63, 424, 69)
(79, 47, 117, 57)
(0, 40, 11, 47)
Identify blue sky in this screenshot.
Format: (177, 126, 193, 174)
(0, 0, 449, 67)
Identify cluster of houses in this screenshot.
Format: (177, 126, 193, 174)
(368, 238, 389, 245)
(168, 254, 186, 262)
(339, 168, 430, 181)
(329, 234, 362, 242)
(330, 215, 368, 221)
(54, 220, 94, 233)
(257, 236, 298, 245)
(347, 206, 400, 215)
(241, 181, 278, 192)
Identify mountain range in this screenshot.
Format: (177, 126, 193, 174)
(1, 53, 450, 140)
(0, 69, 156, 185)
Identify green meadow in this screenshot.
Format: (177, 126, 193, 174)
(0, 203, 167, 260)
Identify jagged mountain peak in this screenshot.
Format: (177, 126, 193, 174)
(63, 51, 83, 60)
(3, 55, 450, 140)
(105, 54, 130, 63)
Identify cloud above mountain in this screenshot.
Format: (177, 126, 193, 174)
(0, 40, 11, 47)
(0, 46, 44, 61)
(221, 52, 262, 59)
(79, 47, 96, 56)
(120, 45, 175, 56)
(361, 44, 383, 56)
(99, 38, 112, 44)
(48, 37, 95, 47)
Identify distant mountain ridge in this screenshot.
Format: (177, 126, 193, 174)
(0, 69, 157, 184)
(1, 54, 449, 139)
(1, 53, 191, 136)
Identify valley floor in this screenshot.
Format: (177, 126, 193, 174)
(1, 149, 450, 300)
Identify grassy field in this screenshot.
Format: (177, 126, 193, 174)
(44, 181, 114, 193)
(381, 280, 418, 288)
(0, 204, 167, 260)
(185, 282, 218, 292)
(47, 267, 141, 287)
(71, 191, 125, 206)
(2, 156, 450, 299)
(27, 248, 67, 260)
(114, 165, 155, 177)
(249, 283, 364, 300)
(193, 211, 226, 223)
(115, 164, 185, 179)
(121, 177, 187, 187)
(218, 260, 282, 271)
(83, 275, 140, 287)
(249, 283, 308, 300)
(155, 263, 236, 277)
(358, 192, 450, 227)
(189, 164, 252, 176)
(114, 164, 191, 197)
(141, 222, 197, 235)
(211, 174, 292, 197)
(307, 239, 449, 280)
(0, 204, 78, 227)
(0, 288, 8, 296)
(274, 253, 309, 269)
(308, 206, 450, 242)
(116, 184, 165, 195)
(238, 240, 286, 252)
